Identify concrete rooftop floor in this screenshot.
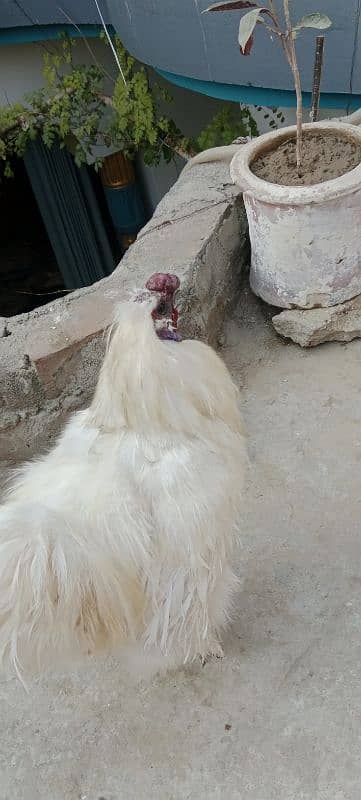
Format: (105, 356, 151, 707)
(1, 285, 361, 799)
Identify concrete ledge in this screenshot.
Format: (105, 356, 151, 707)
(0, 163, 248, 462)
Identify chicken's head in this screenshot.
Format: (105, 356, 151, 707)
(141, 272, 181, 341)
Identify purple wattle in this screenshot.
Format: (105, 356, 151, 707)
(157, 328, 182, 342)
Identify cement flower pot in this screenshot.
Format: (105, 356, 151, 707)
(230, 121, 361, 309)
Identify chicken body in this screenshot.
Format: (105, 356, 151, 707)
(0, 294, 246, 678)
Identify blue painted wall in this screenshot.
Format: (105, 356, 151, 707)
(106, 0, 361, 106)
(0, 0, 110, 28)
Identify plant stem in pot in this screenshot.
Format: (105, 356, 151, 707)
(283, 0, 303, 175)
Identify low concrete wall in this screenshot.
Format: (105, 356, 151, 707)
(0, 162, 249, 463)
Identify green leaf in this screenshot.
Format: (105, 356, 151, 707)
(293, 13, 332, 36)
(238, 8, 266, 52)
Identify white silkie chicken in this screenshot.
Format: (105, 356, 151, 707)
(0, 273, 246, 680)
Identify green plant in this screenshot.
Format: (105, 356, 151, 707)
(0, 30, 284, 179)
(196, 106, 258, 150)
(105, 36, 192, 165)
(0, 34, 195, 178)
(185, 104, 285, 154)
(204, 1, 332, 173)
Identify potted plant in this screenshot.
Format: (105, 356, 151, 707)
(204, 1, 361, 310)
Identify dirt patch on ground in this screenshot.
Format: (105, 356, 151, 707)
(251, 131, 361, 187)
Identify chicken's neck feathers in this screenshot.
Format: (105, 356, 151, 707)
(88, 301, 243, 440)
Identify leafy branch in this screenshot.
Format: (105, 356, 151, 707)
(0, 31, 284, 180)
(0, 34, 198, 177)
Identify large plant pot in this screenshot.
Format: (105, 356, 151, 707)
(230, 121, 361, 309)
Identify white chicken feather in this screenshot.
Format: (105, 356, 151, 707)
(0, 273, 246, 680)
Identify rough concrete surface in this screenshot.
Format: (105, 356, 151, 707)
(0, 162, 248, 462)
(1, 286, 361, 798)
(273, 293, 361, 346)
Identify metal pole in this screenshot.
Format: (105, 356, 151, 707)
(310, 36, 325, 122)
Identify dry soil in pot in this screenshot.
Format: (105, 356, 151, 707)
(251, 131, 361, 187)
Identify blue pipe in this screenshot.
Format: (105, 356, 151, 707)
(156, 68, 361, 111)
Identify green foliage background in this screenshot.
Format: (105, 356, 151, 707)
(0, 33, 283, 177)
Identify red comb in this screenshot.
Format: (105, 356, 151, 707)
(145, 273, 180, 294)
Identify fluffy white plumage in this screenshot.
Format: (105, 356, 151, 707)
(0, 283, 246, 679)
